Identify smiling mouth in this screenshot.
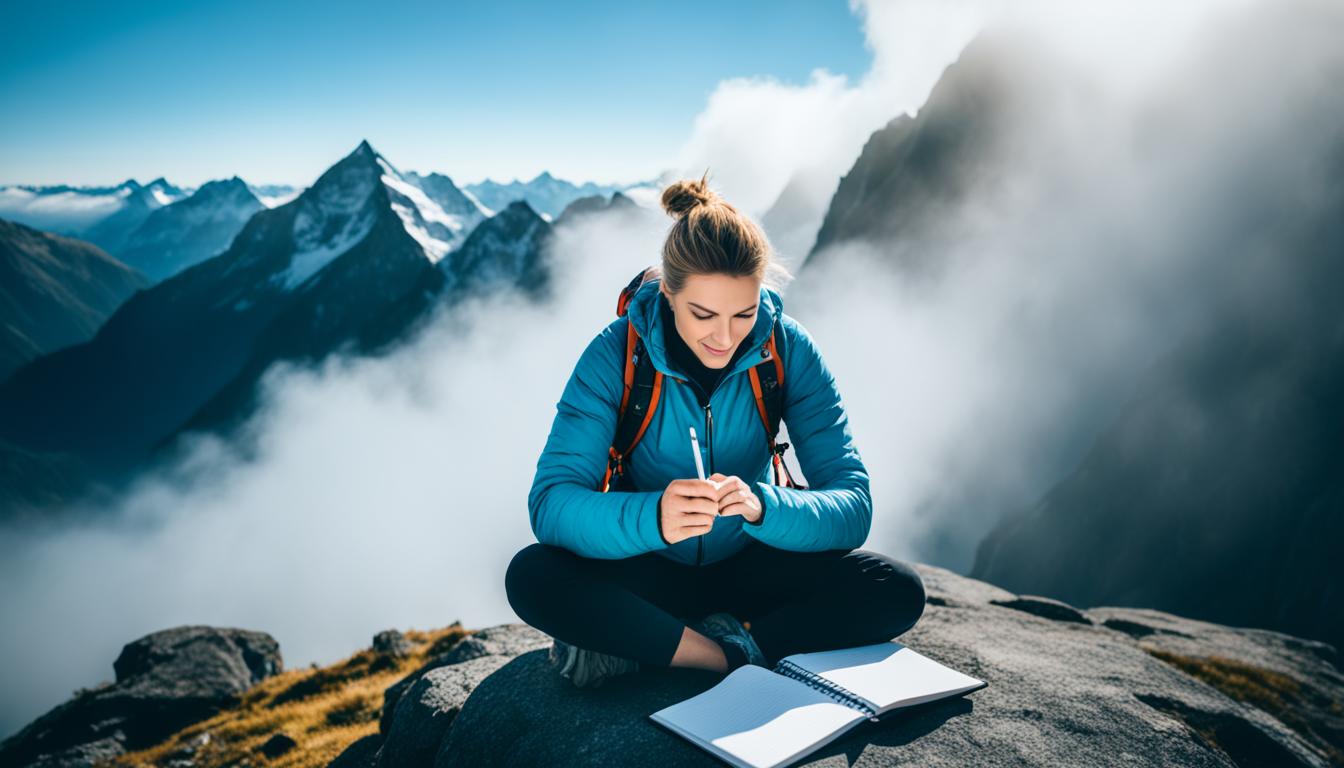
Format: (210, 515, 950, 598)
(703, 342, 729, 355)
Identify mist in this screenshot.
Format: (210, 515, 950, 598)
(783, 0, 1344, 568)
(0, 209, 673, 736)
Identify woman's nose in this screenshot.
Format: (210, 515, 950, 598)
(713, 319, 731, 345)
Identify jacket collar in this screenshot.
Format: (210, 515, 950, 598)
(624, 275, 783, 381)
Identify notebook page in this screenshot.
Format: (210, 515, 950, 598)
(780, 641, 986, 715)
(649, 664, 869, 768)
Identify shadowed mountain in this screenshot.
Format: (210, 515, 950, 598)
(115, 177, 264, 282)
(803, 29, 1067, 276)
(972, 0, 1344, 653)
(465, 171, 648, 220)
(76, 178, 189, 255)
(972, 199, 1344, 650)
(552, 190, 646, 225)
(0, 218, 151, 382)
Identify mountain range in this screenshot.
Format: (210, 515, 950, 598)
(0, 140, 558, 518)
(463, 171, 652, 220)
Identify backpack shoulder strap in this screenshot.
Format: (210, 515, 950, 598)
(601, 267, 664, 492)
(748, 314, 805, 489)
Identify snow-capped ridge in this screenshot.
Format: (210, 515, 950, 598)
(277, 142, 385, 291)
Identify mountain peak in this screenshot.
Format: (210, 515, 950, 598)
(500, 199, 542, 221)
(192, 176, 253, 199)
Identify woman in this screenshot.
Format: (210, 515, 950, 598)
(506, 174, 926, 688)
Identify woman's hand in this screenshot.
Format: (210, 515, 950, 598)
(708, 473, 763, 523)
(658, 478, 723, 545)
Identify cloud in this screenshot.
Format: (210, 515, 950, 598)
(666, 0, 988, 237)
(782, 0, 1344, 569)
(0, 206, 673, 737)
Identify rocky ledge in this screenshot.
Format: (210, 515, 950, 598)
(355, 564, 1343, 767)
(5, 565, 1340, 767)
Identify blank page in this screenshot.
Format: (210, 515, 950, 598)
(649, 664, 869, 768)
(781, 641, 986, 715)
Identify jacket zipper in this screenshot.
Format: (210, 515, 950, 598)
(698, 400, 715, 566)
(674, 373, 717, 567)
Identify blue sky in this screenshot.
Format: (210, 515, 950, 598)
(0, 0, 871, 188)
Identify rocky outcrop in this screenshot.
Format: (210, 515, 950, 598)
(0, 625, 281, 767)
(330, 564, 1342, 767)
(372, 625, 553, 767)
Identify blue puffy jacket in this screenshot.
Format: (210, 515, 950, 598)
(527, 276, 871, 564)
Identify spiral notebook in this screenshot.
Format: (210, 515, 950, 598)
(649, 640, 986, 768)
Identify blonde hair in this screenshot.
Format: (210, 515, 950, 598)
(656, 170, 792, 294)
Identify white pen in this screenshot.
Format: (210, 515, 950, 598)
(689, 426, 707, 481)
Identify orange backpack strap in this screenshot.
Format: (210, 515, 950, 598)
(748, 316, 805, 489)
(601, 267, 664, 492)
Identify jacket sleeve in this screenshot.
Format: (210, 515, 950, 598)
(743, 317, 872, 551)
(527, 319, 669, 559)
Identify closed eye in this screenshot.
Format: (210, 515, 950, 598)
(693, 302, 758, 320)
(694, 312, 755, 320)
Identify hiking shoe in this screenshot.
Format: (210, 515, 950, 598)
(691, 612, 768, 668)
(547, 637, 641, 689)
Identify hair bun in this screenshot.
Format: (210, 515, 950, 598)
(661, 170, 718, 219)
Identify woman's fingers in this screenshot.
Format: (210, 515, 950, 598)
(673, 478, 723, 501)
(719, 490, 761, 518)
(720, 504, 753, 519)
(679, 511, 716, 534)
(711, 476, 750, 506)
(675, 496, 719, 517)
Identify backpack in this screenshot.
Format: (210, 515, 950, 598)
(599, 266, 806, 494)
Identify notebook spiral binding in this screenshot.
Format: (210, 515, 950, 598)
(774, 660, 882, 723)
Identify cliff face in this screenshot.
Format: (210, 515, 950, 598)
(5, 564, 1340, 767)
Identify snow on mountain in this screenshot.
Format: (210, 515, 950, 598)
(248, 184, 302, 208)
(267, 140, 488, 291)
(144, 178, 189, 206)
(381, 163, 488, 263)
(280, 151, 380, 291)
(439, 199, 552, 299)
(404, 171, 493, 218)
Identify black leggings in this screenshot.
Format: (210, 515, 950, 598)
(505, 538, 926, 668)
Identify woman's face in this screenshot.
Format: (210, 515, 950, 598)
(661, 272, 762, 369)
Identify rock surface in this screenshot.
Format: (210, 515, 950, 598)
(371, 624, 552, 767)
(333, 564, 1342, 767)
(0, 625, 281, 767)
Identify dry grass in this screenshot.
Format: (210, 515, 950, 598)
(110, 623, 471, 768)
(1144, 648, 1344, 765)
